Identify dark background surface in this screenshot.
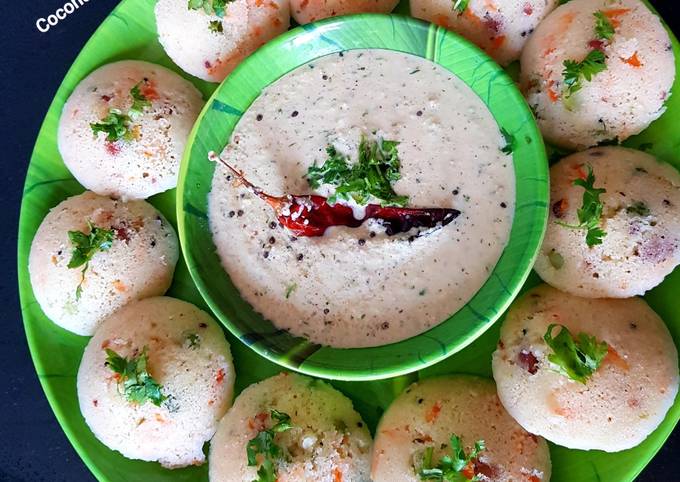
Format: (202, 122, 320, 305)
(0, 1, 677, 481)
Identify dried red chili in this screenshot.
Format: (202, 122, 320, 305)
(211, 154, 461, 237)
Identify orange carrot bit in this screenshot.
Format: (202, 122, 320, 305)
(215, 368, 225, 383)
(461, 461, 476, 480)
(603, 8, 631, 27)
(547, 80, 559, 103)
(529, 475, 542, 482)
(623, 52, 642, 67)
(425, 400, 442, 423)
(333, 468, 343, 482)
(605, 346, 630, 371)
(489, 35, 506, 51)
(433, 14, 452, 30)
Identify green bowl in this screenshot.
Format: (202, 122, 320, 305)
(177, 14, 549, 381)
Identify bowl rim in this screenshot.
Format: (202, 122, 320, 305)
(177, 13, 549, 381)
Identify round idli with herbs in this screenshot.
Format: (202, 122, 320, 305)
(410, 0, 560, 66)
(28, 191, 178, 336)
(371, 376, 551, 482)
(155, 0, 290, 82)
(77, 296, 235, 468)
(58, 60, 203, 200)
(492, 284, 679, 452)
(291, 0, 398, 25)
(520, 0, 675, 149)
(534, 147, 680, 298)
(209, 372, 372, 482)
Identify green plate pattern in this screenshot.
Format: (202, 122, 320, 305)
(178, 14, 549, 381)
(16, 0, 680, 481)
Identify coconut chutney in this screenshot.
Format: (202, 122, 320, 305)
(209, 49, 515, 348)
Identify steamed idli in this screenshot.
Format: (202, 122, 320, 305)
(411, 0, 560, 66)
(77, 296, 235, 468)
(520, 0, 675, 149)
(371, 375, 551, 482)
(492, 284, 678, 452)
(58, 60, 203, 200)
(28, 191, 178, 336)
(155, 0, 290, 82)
(209, 372, 372, 482)
(534, 147, 680, 298)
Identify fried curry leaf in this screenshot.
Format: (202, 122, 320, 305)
(67, 221, 114, 299)
(306, 137, 409, 207)
(594, 11, 615, 41)
(452, 0, 469, 14)
(562, 50, 607, 99)
(555, 164, 607, 247)
(544, 324, 609, 384)
(105, 346, 167, 406)
(246, 409, 294, 482)
(417, 434, 485, 481)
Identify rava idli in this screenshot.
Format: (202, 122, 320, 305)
(28, 191, 178, 336)
(534, 147, 680, 298)
(521, 0, 675, 149)
(371, 376, 551, 482)
(209, 372, 372, 482)
(492, 284, 679, 452)
(155, 0, 290, 82)
(78, 296, 235, 468)
(291, 0, 398, 25)
(58, 60, 203, 200)
(410, 0, 559, 66)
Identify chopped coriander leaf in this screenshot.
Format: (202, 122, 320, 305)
(188, 0, 233, 17)
(594, 11, 615, 41)
(186, 333, 201, 349)
(558, 0, 573, 4)
(284, 283, 297, 299)
(67, 221, 114, 299)
(626, 201, 650, 217)
(452, 0, 469, 14)
(306, 137, 409, 207)
(500, 127, 515, 155)
(416, 434, 485, 481)
(90, 109, 132, 142)
(90, 83, 151, 141)
(562, 50, 607, 99)
(548, 249, 564, 269)
(209, 20, 223, 33)
(246, 409, 294, 482)
(105, 346, 167, 406)
(129, 82, 152, 117)
(555, 164, 607, 247)
(544, 324, 609, 384)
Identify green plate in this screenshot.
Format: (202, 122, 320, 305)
(178, 14, 548, 381)
(16, 0, 680, 481)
